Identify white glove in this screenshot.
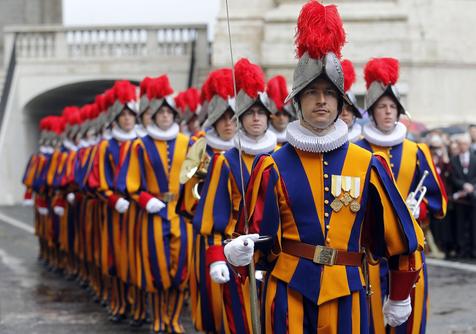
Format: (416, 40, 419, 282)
(114, 198, 130, 213)
(255, 270, 264, 281)
(209, 261, 230, 284)
(145, 197, 166, 214)
(53, 206, 65, 216)
(37, 207, 49, 216)
(224, 234, 259, 267)
(66, 193, 75, 204)
(22, 199, 34, 207)
(406, 197, 420, 219)
(383, 296, 412, 327)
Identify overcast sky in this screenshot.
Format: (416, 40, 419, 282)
(63, 0, 220, 38)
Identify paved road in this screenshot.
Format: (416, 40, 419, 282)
(0, 205, 475, 333)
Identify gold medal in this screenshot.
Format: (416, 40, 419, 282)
(330, 198, 343, 212)
(341, 192, 352, 206)
(350, 200, 361, 213)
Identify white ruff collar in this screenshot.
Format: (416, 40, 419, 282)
(78, 139, 90, 148)
(286, 119, 348, 153)
(269, 124, 287, 143)
(362, 121, 407, 147)
(348, 123, 362, 142)
(146, 123, 179, 141)
(135, 124, 148, 138)
(112, 127, 137, 142)
(102, 129, 112, 140)
(234, 129, 277, 155)
(205, 129, 235, 151)
(40, 146, 54, 154)
(63, 139, 78, 151)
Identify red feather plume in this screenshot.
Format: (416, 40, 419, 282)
(140, 77, 153, 97)
(104, 89, 115, 109)
(147, 75, 174, 100)
(185, 87, 200, 113)
(341, 59, 356, 92)
(174, 91, 187, 113)
(266, 75, 288, 111)
(364, 58, 399, 89)
(113, 80, 137, 104)
(295, 1, 346, 59)
(208, 68, 234, 101)
(235, 58, 265, 99)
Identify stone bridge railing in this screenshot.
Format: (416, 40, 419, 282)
(3, 23, 209, 63)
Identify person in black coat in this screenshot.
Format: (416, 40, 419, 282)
(450, 133, 476, 258)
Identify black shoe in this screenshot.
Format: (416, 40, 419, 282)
(129, 319, 144, 328)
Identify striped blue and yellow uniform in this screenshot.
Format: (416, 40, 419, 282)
(237, 142, 424, 333)
(356, 138, 447, 334)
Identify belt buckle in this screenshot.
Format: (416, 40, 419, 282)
(313, 245, 337, 266)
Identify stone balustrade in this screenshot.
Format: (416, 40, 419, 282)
(3, 24, 208, 61)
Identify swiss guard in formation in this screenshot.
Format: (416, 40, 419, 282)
(355, 57, 447, 334)
(21, 1, 449, 333)
(223, 1, 425, 333)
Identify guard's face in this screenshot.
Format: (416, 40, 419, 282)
(154, 105, 175, 131)
(271, 111, 290, 132)
(299, 78, 339, 130)
(214, 109, 237, 141)
(141, 107, 154, 127)
(187, 115, 200, 134)
(241, 104, 268, 138)
(372, 95, 398, 132)
(339, 104, 355, 127)
(117, 108, 136, 132)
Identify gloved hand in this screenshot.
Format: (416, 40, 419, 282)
(37, 207, 49, 216)
(22, 199, 34, 207)
(66, 193, 75, 204)
(406, 197, 420, 219)
(255, 270, 264, 281)
(383, 296, 412, 327)
(145, 197, 166, 214)
(209, 261, 230, 284)
(53, 206, 65, 216)
(114, 198, 130, 213)
(224, 234, 259, 267)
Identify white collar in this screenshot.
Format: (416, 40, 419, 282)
(146, 123, 179, 141)
(78, 139, 90, 148)
(362, 121, 407, 147)
(102, 129, 112, 140)
(234, 129, 277, 155)
(205, 129, 235, 151)
(111, 127, 137, 142)
(286, 119, 348, 153)
(135, 124, 148, 138)
(269, 124, 287, 143)
(347, 123, 362, 142)
(63, 139, 78, 151)
(39, 146, 54, 154)
(87, 137, 100, 146)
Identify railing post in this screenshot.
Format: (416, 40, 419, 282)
(3, 30, 15, 68)
(55, 29, 67, 58)
(146, 28, 158, 56)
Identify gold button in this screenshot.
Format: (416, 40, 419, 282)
(324, 174, 329, 179)
(389, 154, 393, 158)
(324, 187, 329, 192)
(324, 161, 328, 166)
(326, 225, 330, 230)
(324, 212, 329, 218)
(391, 163, 394, 167)
(326, 238, 331, 243)
(324, 200, 329, 205)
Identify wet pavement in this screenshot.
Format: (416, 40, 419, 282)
(1, 205, 476, 333)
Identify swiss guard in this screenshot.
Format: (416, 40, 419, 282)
(116, 75, 191, 334)
(339, 59, 362, 142)
(355, 57, 447, 334)
(193, 58, 277, 334)
(178, 68, 237, 333)
(223, 1, 425, 333)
